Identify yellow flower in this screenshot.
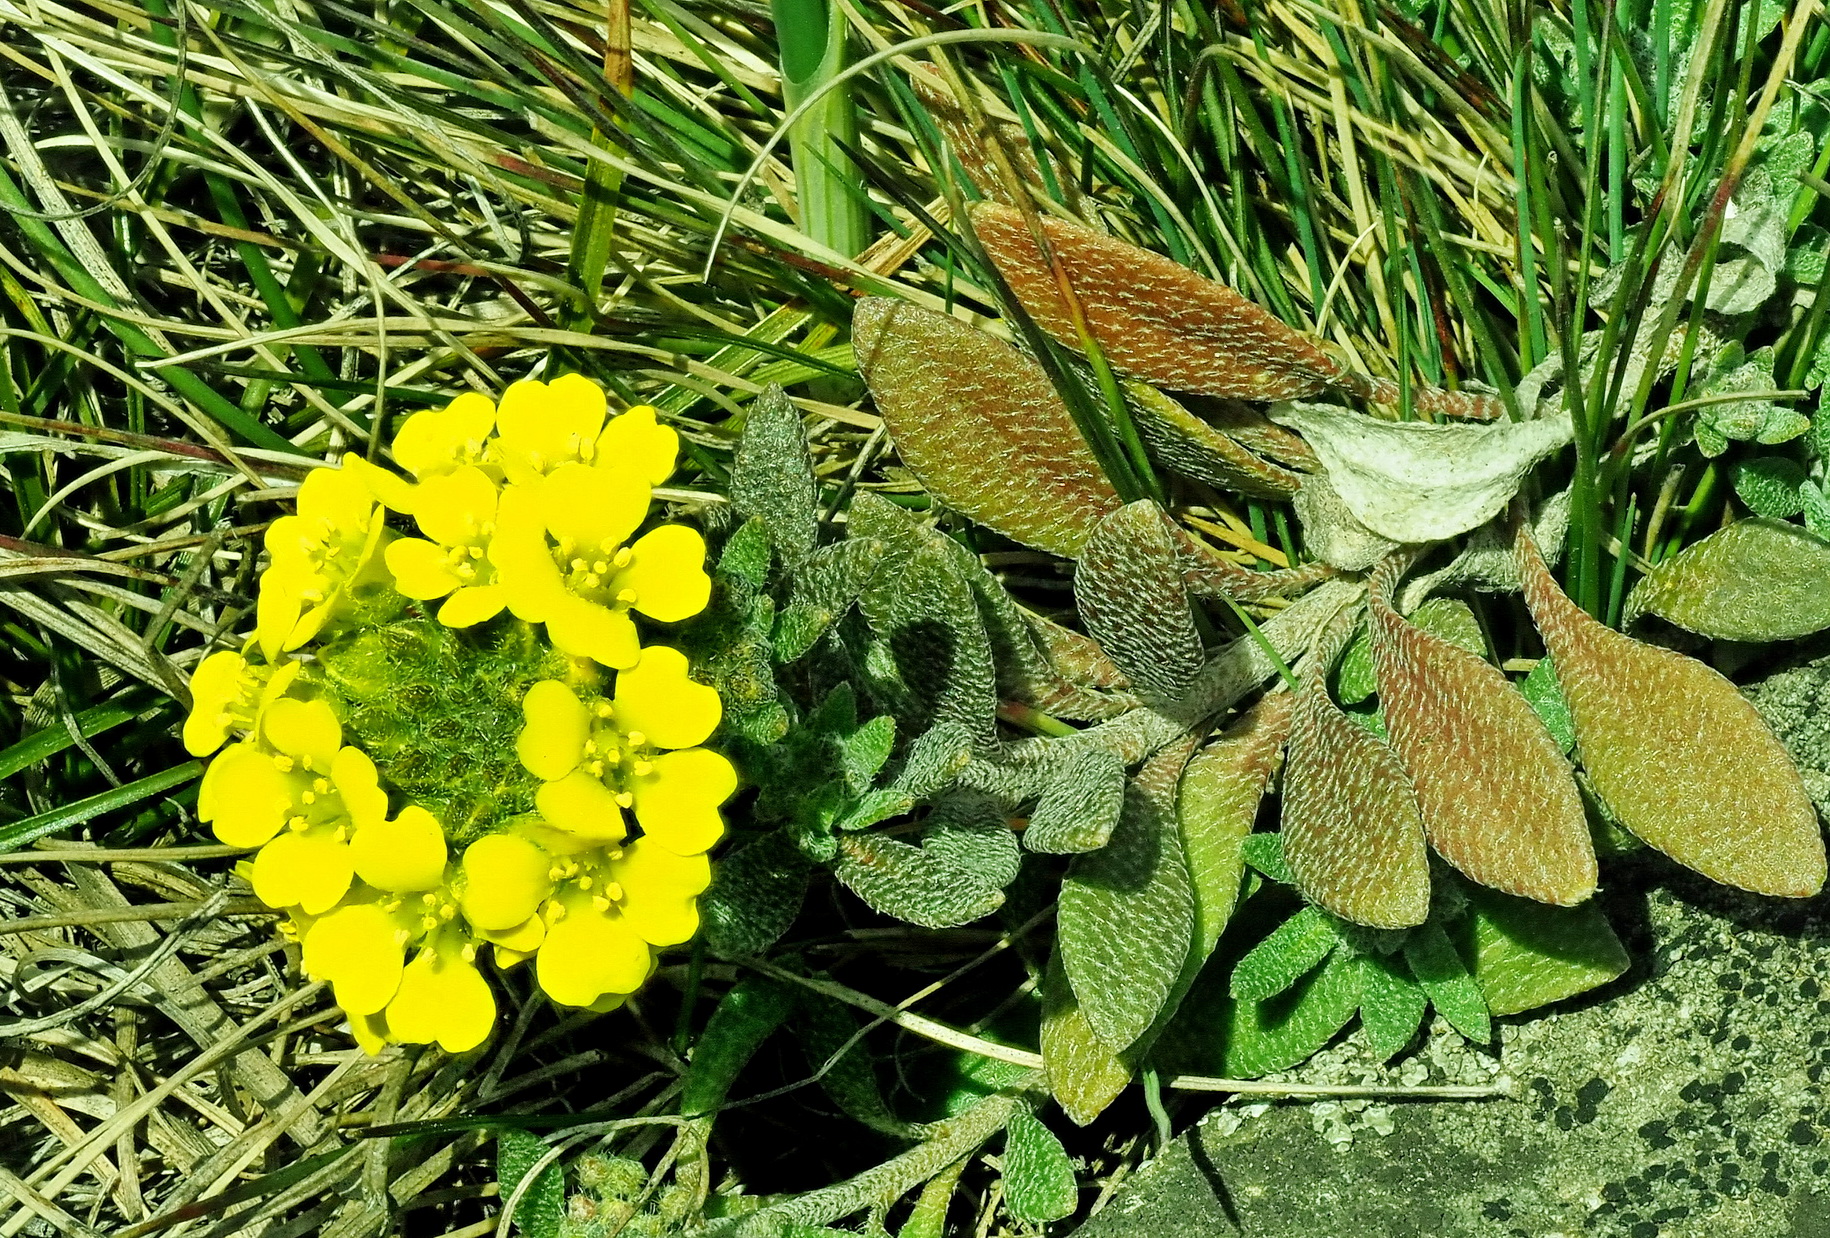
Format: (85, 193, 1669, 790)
(347, 392, 499, 513)
(386, 935, 497, 1053)
(515, 648, 734, 853)
(381, 466, 508, 627)
(257, 466, 390, 660)
(490, 466, 710, 668)
(182, 649, 301, 757)
(490, 376, 678, 488)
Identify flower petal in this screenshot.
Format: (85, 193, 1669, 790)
(296, 465, 375, 530)
(201, 744, 294, 848)
(616, 525, 711, 623)
(594, 404, 678, 486)
(255, 566, 309, 661)
(612, 646, 721, 750)
(261, 697, 341, 770)
(251, 828, 355, 915)
(517, 680, 590, 781)
(629, 748, 736, 855)
(459, 833, 556, 930)
(495, 375, 607, 486)
(544, 594, 640, 669)
(412, 466, 498, 548)
(302, 902, 406, 1016)
(535, 771, 630, 843)
(438, 585, 507, 628)
(331, 746, 389, 827)
(394, 392, 496, 480)
(489, 485, 565, 621)
(386, 948, 496, 1052)
(342, 453, 418, 514)
(607, 841, 710, 946)
(352, 805, 449, 892)
(535, 906, 652, 1007)
(538, 462, 650, 556)
(476, 913, 545, 955)
(385, 538, 463, 600)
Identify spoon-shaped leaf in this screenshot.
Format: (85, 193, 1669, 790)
(853, 298, 1120, 557)
(1624, 518, 1830, 642)
(1281, 625, 1432, 928)
(1369, 555, 1596, 905)
(1516, 524, 1826, 897)
(972, 202, 1347, 400)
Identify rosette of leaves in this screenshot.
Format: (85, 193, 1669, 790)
(847, 177, 1830, 1121)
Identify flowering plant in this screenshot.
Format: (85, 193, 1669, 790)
(185, 375, 733, 1053)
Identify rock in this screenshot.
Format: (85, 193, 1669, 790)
(1074, 867, 1830, 1237)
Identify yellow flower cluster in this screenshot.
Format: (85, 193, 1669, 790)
(186, 376, 733, 1054)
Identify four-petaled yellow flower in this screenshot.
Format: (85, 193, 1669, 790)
(188, 372, 731, 1057)
(256, 467, 390, 659)
(517, 646, 735, 851)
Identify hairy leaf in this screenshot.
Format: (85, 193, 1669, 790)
(682, 977, 799, 1116)
(1058, 739, 1198, 1048)
(922, 793, 1021, 888)
(1457, 887, 1629, 1017)
(1039, 949, 1131, 1125)
(853, 298, 1120, 556)
(1338, 596, 1485, 704)
(497, 1130, 564, 1238)
(1025, 746, 1126, 854)
(1270, 403, 1574, 543)
(1221, 949, 1365, 1078)
(732, 384, 819, 566)
(834, 834, 1004, 927)
(1003, 1108, 1079, 1224)
(1177, 692, 1294, 962)
(972, 202, 1346, 399)
(1126, 381, 1304, 497)
(1519, 657, 1575, 754)
(1281, 653, 1432, 928)
(776, 537, 887, 663)
(702, 832, 812, 959)
(1075, 502, 1205, 700)
(1241, 828, 1293, 884)
(1229, 904, 1343, 1001)
(1291, 471, 1404, 570)
(1403, 922, 1491, 1043)
(1625, 518, 1830, 642)
(1733, 457, 1808, 519)
(1358, 952, 1429, 1060)
(793, 992, 913, 1136)
(1517, 525, 1826, 897)
(1369, 556, 1595, 905)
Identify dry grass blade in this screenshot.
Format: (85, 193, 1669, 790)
(1515, 524, 1827, 898)
(1368, 555, 1595, 905)
(852, 297, 1120, 556)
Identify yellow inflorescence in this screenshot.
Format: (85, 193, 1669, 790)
(185, 375, 732, 1054)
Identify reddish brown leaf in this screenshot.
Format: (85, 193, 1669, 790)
(1368, 556, 1596, 905)
(853, 298, 1121, 557)
(908, 67, 1070, 210)
(1515, 525, 1826, 897)
(1281, 628, 1432, 928)
(972, 202, 1348, 400)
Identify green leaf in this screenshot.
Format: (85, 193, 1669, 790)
(1519, 657, 1575, 754)
(1357, 952, 1428, 1060)
(834, 834, 1004, 928)
(1335, 623, 1377, 704)
(890, 721, 977, 798)
(701, 833, 811, 959)
(1626, 518, 1830, 641)
(1804, 482, 1830, 539)
(897, 1157, 967, 1238)
(682, 977, 799, 1117)
(1024, 747, 1125, 854)
(1229, 905, 1344, 1002)
(1221, 949, 1365, 1078)
(496, 1129, 564, 1238)
(922, 794, 1020, 888)
(832, 787, 915, 832)
(1341, 597, 1487, 704)
(0, 761, 200, 854)
(0, 699, 145, 782)
(1058, 749, 1198, 1048)
(1456, 887, 1629, 1017)
(837, 712, 897, 792)
(792, 992, 911, 1136)
(718, 518, 776, 590)
(733, 384, 819, 566)
(1732, 445, 1810, 510)
(1240, 832, 1293, 884)
(1039, 949, 1133, 1125)
(775, 537, 886, 662)
(1074, 501, 1205, 700)
(1403, 922, 1491, 1043)
(1003, 1108, 1079, 1224)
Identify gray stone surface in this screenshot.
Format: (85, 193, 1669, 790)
(1075, 870, 1830, 1238)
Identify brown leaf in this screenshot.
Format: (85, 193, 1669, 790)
(1368, 555, 1596, 905)
(1126, 383, 1304, 497)
(971, 202, 1347, 400)
(853, 298, 1121, 557)
(1515, 525, 1826, 897)
(1281, 624, 1432, 928)
(907, 67, 1071, 210)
